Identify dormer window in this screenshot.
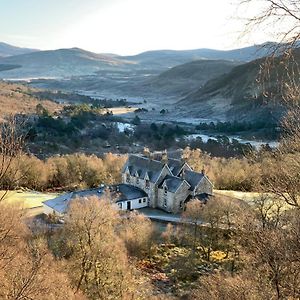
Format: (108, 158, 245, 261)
(145, 179, 150, 189)
(134, 171, 140, 184)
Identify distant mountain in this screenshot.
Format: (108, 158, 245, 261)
(121, 44, 275, 70)
(178, 49, 300, 121)
(0, 43, 277, 80)
(0, 48, 134, 79)
(0, 42, 38, 57)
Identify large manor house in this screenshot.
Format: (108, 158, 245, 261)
(43, 154, 213, 216)
(121, 155, 213, 213)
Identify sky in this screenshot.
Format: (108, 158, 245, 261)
(0, 0, 275, 55)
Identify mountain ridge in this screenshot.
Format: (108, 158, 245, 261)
(0, 42, 38, 57)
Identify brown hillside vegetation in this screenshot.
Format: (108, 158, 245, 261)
(0, 81, 61, 120)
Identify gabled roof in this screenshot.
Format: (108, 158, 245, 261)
(43, 188, 103, 214)
(167, 158, 186, 177)
(43, 184, 148, 214)
(122, 155, 166, 183)
(158, 175, 190, 193)
(183, 170, 205, 190)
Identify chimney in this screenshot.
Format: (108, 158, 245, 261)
(143, 147, 151, 158)
(181, 168, 185, 178)
(161, 150, 168, 164)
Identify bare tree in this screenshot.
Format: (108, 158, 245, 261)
(0, 115, 27, 200)
(58, 196, 135, 300)
(239, 0, 300, 208)
(0, 203, 76, 299)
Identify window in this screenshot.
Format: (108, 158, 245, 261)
(145, 179, 150, 189)
(139, 199, 142, 203)
(143, 198, 147, 203)
(163, 197, 167, 207)
(118, 203, 122, 209)
(136, 177, 139, 184)
(163, 185, 168, 207)
(164, 186, 168, 195)
(126, 173, 130, 183)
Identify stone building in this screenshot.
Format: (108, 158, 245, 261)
(122, 155, 213, 213)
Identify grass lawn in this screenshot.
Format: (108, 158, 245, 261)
(215, 190, 292, 213)
(110, 107, 136, 115)
(0, 190, 58, 209)
(214, 190, 263, 204)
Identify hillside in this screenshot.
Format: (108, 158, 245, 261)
(0, 42, 38, 57)
(178, 50, 300, 121)
(144, 59, 240, 97)
(0, 48, 134, 79)
(0, 81, 61, 120)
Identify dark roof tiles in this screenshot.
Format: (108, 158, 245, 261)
(183, 170, 205, 190)
(123, 155, 165, 182)
(158, 175, 190, 193)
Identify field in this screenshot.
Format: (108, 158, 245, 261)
(0, 190, 58, 209)
(110, 107, 136, 115)
(214, 190, 263, 204)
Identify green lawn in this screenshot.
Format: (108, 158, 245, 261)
(0, 190, 58, 209)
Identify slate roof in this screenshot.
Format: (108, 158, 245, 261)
(158, 175, 190, 193)
(123, 155, 165, 182)
(43, 192, 74, 214)
(109, 184, 148, 202)
(167, 158, 185, 177)
(43, 188, 103, 214)
(183, 170, 205, 190)
(122, 155, 209, 191)
(43, 184, 148, 214)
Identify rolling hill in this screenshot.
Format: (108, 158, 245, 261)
(143, 59, 241, 97)
(0, 48, 134, 79)
(0, 42, 38, 57)
(0, 43, 277, 81)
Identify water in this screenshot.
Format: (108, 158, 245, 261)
(116, 122, 134, 132)
(184, 133, 279, 149)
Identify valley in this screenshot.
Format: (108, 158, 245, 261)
(0, 42, 284, 157)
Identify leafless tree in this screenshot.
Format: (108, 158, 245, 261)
(239, 0, 300, 208)
(0, 115, 27, 200)
(58, 196, 135, 300)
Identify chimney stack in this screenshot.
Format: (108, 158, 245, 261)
(161, 150, 168, 164)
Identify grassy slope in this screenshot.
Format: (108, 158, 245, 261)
(0, 81, 61, 120)
(146, 59, 240, 96)
(178, 49, 300, 121)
